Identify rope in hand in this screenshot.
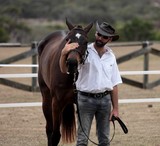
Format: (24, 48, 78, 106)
(73, 74, 128, 145)
(75, 95, 128, 145)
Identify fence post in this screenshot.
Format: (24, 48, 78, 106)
(142, 41, 150, 89)
(31, 41, 38, 92)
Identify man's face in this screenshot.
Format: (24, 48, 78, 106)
(95, 32, 112, 47)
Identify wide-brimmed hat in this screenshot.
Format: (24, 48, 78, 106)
(96, 21, 119, 41)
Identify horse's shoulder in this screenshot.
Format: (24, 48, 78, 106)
(38, 30, 67, 55)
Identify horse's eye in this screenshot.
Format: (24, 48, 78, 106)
(66, 38, 72, 44)
(80, 40, 88, 45)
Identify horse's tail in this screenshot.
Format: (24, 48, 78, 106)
(61, 103, 76, 143)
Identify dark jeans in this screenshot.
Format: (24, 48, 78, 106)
(76, 92, 111, 146)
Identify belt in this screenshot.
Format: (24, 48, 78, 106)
(79, 90, 111, 98)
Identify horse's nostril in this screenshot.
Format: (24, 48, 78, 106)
(66, 58, 78, 74)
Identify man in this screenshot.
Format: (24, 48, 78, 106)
(60, 21, 122, 146)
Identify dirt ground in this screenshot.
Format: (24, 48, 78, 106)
(0, 43, 160, 146)
(0, 85, 160, 146)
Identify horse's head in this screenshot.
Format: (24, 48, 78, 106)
(65, 19, 93, 74)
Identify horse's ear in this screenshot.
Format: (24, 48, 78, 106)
(84, 22, 93, 34)
(66, 18, 74, 30)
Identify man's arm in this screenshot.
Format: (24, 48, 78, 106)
(59, 52, 68, 73)
(59, 40, 79, 73)
(110, 85, 119, 120)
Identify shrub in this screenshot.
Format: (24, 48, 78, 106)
(0, 28, 9, 42)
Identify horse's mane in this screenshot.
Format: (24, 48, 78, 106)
(38, 30, 67, 55)
(38, 25, 85, 55)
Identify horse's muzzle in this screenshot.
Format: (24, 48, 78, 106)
(66, 58, 78, 74)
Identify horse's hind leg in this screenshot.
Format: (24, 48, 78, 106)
(38, 77, 53, 146)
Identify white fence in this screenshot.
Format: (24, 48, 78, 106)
(1, 98, 160, 108)
(0, 64, 160, 78)
(0, 64, 160, 108)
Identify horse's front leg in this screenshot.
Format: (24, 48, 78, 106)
(38, 77, 53, 146)
(42, 99, 53, 146)
(52, 99, 61, 146)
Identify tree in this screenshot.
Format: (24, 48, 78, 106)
(0, 6, 31, 43)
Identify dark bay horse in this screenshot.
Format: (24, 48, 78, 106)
(38, 19, 93, 146)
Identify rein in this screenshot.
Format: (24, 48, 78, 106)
(72, 75, 128, 145)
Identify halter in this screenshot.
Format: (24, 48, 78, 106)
(66, 26, 89, 64)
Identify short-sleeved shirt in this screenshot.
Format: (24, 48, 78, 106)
(76, 43, 122, 93)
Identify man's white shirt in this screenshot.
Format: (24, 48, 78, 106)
(76, 43, 122, 93)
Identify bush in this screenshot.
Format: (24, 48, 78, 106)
(119, 18, 156, 41)
(154, 31, 160, 41)
(0, 28, 9, 42)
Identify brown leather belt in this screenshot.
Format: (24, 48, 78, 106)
(79, 90, 111, 98)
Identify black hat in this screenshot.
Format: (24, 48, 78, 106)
(96, 21, 119, 41)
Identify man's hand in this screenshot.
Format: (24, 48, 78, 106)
(61, 40, 79, 56)
(59, 40, 79, 73)
(109, 108, 119, 121)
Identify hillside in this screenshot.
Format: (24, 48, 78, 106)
(0, 0, 160, 23)
(0, 0, 160, 43)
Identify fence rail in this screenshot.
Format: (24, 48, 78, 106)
(1, 98, 160, 108)
(0, 42, 38, 92)
(0, 41, 160, 92)
(0, 64, 38, 67)
(0, 70, 160, 78)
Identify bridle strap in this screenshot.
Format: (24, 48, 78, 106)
(76, 99, 128, 145)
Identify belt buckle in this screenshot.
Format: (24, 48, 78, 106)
(94, 93, 103, 98)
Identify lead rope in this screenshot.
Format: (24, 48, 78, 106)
(72, 73, 116, 145)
